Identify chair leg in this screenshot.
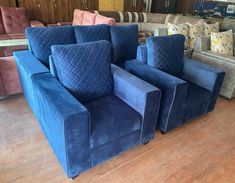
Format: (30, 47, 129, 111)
(143, 141, 149, 145)
(160, 130, 167, 135)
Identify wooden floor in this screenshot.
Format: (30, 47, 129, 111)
(0, 95, 235, 183)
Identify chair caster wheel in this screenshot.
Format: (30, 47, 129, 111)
(143, 141, 149, 145)
(160, 130, 167, 135)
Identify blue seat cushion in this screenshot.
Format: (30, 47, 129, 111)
(26, 26, 76, 66)
(85, 94, 142, 149)
(110, 24, 138, 64)
(183, 82, 211, 110)
(51, 40, 113, 102)
(74, 24, 110, 43)
(146, 34, 185, 77)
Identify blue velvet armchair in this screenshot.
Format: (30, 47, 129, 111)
(125, 43, 225, 133)
(13, 28, 161, 178)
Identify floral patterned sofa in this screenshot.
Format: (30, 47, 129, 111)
(192, 33, 235, 99)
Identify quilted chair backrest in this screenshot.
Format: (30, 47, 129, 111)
(1, 7, 30, 34)
(0, 8, 5, 34)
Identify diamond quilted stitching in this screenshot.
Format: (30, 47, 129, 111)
(110, 24, 138, 64)
(26, 26, 76, 66)
(147, 34, 185, 76)
(74, 24, 110, 43)
(51, 40, 113, 102)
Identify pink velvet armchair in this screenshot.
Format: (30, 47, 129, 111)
(0, 7, 44, 97)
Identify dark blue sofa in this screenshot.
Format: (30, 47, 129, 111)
(125, 43, 225, 133)
(13, 26, 161, 178)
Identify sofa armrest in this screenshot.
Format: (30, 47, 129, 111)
(195, 36, 210, 51)
(183, 58, 225, 112)
(137, 45, 147, 64)
(13, 50, 49, 111)
(125, 59, 188, 132)
(32, 73, 90, 178)
(154, 27, 168, 36)
(112, 64, 161, 143)
(30, 20, 45, 27)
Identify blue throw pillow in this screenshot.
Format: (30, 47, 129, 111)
(110, 24, 138, 64)
(74, 24, 110, 43)
(26, 26, 76, 66)
(147, 34, 185, 76)
(51, 40, 113, 102)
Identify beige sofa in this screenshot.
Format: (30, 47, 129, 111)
(192, 34, 235, 99)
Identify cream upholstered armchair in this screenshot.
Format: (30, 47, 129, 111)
(192, 33, 235, 99)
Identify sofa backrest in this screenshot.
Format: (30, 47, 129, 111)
(26, 26, 76, 66)
(1, 7, 30, 34)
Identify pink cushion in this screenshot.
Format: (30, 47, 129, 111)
(1, 7, 30, 34)
(0, 8, 5, 34)
(95, 14, 115, 25)
(0, 56, 22, 96)
(72, 9, 85, 26)
(82, 11, 96, 25)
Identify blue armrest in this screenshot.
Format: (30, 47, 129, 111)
(31, 73, 90, 178)
(137, 45, 147, 64)
(125, 59, 188, 132)
(13, 50, 49, 112)
(183, 58, 225, 112)
(111, 64, 161, 143)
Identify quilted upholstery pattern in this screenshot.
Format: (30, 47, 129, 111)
(74, 24, 110, 43)
(147, 34, 185, 76)
(51, 40, 113, 102)
(110, 24, 138, 64)
(26, 26, 76, 66)
(0, 9, 5, 34)
(1, 7, 30, 34)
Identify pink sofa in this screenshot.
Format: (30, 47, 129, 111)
(0, 6, 44, 40)
(0, 7, 44, 97)
(0, 56, 21, 96)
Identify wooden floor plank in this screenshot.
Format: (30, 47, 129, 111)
(0, 95, 235, 183)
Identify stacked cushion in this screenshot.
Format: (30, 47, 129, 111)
(72, 9, 85, 25)
(167, 23, 189, 49)
(203, 22, 220, 36)
(110, 24, 138, 64)
(74, 24, 110, 43)
(167, 22, 220, 49)
(211, 30, 233, 56)
(147, 34, 185, 76)
(51, 41, 113, 102)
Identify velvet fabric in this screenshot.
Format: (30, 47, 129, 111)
(125, 59, 187, 132)
(137, 45, 148, 64)
(51, 41, 113, 102)
(72, 9, 85, 26)
(74, 24, 110, 43)
(146, 34, 185, 76)
(13, 50, 49, 113)
(14, 47, 161, 178)
(26, 26, 76, 66)
(48, 55, 58, 79)
(112, 64, 161, 143)
(95, 14, 115, 25)
(85, 94, 142, 149)
(125, 52, 225, 132)
(110, 25, 138, 64)
(82, 11, 96, 25)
